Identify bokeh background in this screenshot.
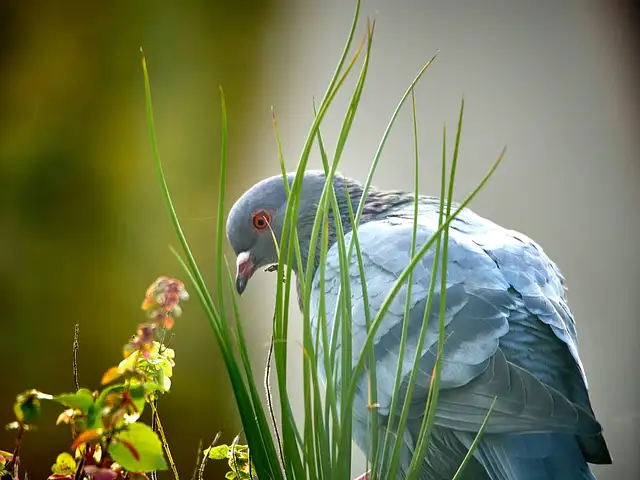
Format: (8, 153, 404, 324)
(2, 0, 638, 478)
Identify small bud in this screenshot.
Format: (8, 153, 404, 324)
(56, 409, 77, 425)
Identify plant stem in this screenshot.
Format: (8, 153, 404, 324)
(6, 422, 25, 477)
(73, 455, 86, 480)
(150, 400, 180, 480)
(265, 325, 285, 468)
(73, 323, 80, 391)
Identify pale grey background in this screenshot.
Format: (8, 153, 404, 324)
(229, 1, 640, 478)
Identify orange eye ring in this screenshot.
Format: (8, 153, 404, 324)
(252, 210, 271, 231)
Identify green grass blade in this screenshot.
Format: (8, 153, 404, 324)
(141, 52, 219, 324)
(272, 104, 317, 480)
(342, 180, 379, 478)
(349, 52, 439, 237)
(285, 27, 367, 388)
(325, 21, 375, 478)
(311, 109, 343, 472)
(143, 52, 283, 479)
(302, 324, 318, 480)
(407, 97, 466, 478)
(311, 101, 342, 442)
(405, 122, 448, 478)
(424, 97, 466, 444)
(312, 210, 333, 477)
(317, 211, 340, 468)
(215, 87, 228, 313)
(288, 19, 375, 478)
(271, 0, 363, 366)
(169, 247, 280, 478)
(272, 108, 288, 181)
(447, 97, 465, 211)
(224, 257, 284, 474)
(337, 61, 441, 473)
(270, 113, 307, 478)
(451, 397, 497, 480)
(384, 88, 421, 478)
(269, 3, 364, 476)
(268, 11, 370, 476)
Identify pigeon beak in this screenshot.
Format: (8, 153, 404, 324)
(235, 251, 254, 295)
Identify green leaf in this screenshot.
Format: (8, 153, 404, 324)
(129, 384, 147, 413)
(15, 398, 39, 424)
(87, 384, 147, 429)
(224, 472, 237, 480)
(18, 389, 53, 400)
(94, 383, 125, 409)
(143, 381, 164, 395)
(13, 389, 53, 424)
(238, 470, 252, 480)
(53, 389, 94, 414)
(109, 423, 167, 472)
(207, 444, 229, 460)
(51, 452, 76, 475)
(96, 384, 146, 414)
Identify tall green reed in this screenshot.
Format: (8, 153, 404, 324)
(143, 1, 503, 478)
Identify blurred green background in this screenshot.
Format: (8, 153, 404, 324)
(1, 0, 277, 477)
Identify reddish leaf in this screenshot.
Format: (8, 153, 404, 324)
(120, 439, 140, 461)
(71, 429, 103, 451)
(101, 367, 124, 385)
(47, 474, 74, 480)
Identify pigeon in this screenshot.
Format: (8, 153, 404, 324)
(225, 170, 612, 479)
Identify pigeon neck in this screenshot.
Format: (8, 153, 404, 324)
(294, 190, 362, 276)
(292, 185, 363, 311)
(292, 183, 415, 312)
(297, 183, 414, 278)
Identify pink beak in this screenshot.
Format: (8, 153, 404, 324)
(235, 251, 254, 295)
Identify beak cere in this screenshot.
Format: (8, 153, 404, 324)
(235, 251, 254, 295)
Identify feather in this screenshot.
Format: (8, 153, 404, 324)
(310, 199, 611, 478)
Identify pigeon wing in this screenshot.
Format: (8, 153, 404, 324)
(310, 206, 601, 438)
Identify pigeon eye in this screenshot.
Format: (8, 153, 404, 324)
(252, 210, 271, 231)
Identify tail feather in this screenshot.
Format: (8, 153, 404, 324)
(578, 432, 612, 465)
(456, 432, 598, 480)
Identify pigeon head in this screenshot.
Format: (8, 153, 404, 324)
(226, 170, 332, 295)
(226, 170, 417, 296)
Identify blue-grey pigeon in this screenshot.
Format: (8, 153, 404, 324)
(225, 170, 611, 479)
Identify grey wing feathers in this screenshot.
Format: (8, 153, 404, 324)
(309, 203, 601, 439)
